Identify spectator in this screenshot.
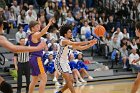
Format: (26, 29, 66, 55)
(15, 25, 27, 43)
(9, 7, 17, 28)
(23, 3, 29, 11)
(99, 12, 108, 25)
(0, 0, 6, 9)
(66, 0, 74, 10)
(130, 38, 138, 49)
(48, 38, 58, 51)
(25, 10, 36, 24)
(80, 20, 91, 41)
(129, 48, 140, 71)
(76, 52, 93, 80)
(44, 32, 52, 44)
(104, 33, 112, 58)
(122, 27, 130, 39)
(57, 8, 66, 28)
(109, 36, 120, 53)
(17, 9, 27, 26)
(44, 52, 61, 86)
(69, 53, 87, 85)
(94, 13, 100, 24)
(43, 45, 49, 62)
(61, 0, 69, 18)
(0, 7, 10, 34)
(120, 44, 129, 69)
(3, 6, 10, 23)
(65, 10, 75, 24)
(72, 2, 80, 17)
(112, 27, 123, 44)
(121, 38, 128, 47)
(45, 1, 55, 18)
(80, 3, 86, 13)
(49, 27, 59, 42)
(11, 0, 20, 18)
(106, 15, 115, 34)
(26, 5, 37, 20)
(89, 18, 98, 30)
(38, 11, 46, 30)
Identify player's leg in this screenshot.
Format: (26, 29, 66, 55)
(28, 76, 39, 93)
(60, 73, 75, 93)
(56, 62, 75, 93)
(0, 76, 13, 93)
(131, 72, 140, 93)
(38, 73, 47, 93)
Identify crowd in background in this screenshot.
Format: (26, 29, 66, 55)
(0, 0, 140, 87)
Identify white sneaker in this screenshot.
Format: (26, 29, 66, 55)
(76, 81, 82, 85)
(80, 78, 87, 83)
(88, 76, 93, 80)
(123, 65, 127, 69)
(73, 83, 75, 86)
(62, 81, 66, 85)
(53, 77, 57, 82)
(55, 82, 61, 86)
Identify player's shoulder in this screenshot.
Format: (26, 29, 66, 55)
(60, 37, 71, 42)
(33, 32, 40, 36)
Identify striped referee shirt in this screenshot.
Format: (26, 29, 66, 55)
(14, 52, 29, 63)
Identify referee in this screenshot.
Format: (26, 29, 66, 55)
(13, 38, 30, 93)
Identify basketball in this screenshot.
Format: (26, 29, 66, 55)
(94, 25, 106, 37)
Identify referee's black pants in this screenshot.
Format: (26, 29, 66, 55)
(17, 62, 30, 93)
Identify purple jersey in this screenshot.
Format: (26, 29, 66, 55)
(28, 34, 43, 57)
(28, 34, 45, 76)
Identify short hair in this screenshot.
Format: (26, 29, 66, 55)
(60, 24, 72, 37)
(19, 37, 25, 40)
(0, 18, 3, 27)
(136, 22, 140, 31)
(29, 21, 39, 30)
(84, 20, 88, 23)
(17, 24, 23, 30)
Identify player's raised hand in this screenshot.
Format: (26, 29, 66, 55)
(48, 17, 56, 25)
(89, 39, 97, 44)
(38, 18, 41, 25)
(89, 40, 97, 47)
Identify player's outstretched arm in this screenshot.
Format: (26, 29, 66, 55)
(0, 36, 45, 52)
(62, 39, 96, 46)
(72, 40, 97, 50)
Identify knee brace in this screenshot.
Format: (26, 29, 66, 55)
(0, 81, 13, 93)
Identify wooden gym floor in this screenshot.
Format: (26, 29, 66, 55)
(19, 79, 140, 93)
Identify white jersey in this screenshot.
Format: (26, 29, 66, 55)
(55, 37, 72, 73)
(56, 37, 72, 63)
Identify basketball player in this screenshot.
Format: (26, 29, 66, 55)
(0, 18, 45, 93)
(28, 18, 55, 93)
(55, 25, 97, 93)
(131, 22, 140, 93)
